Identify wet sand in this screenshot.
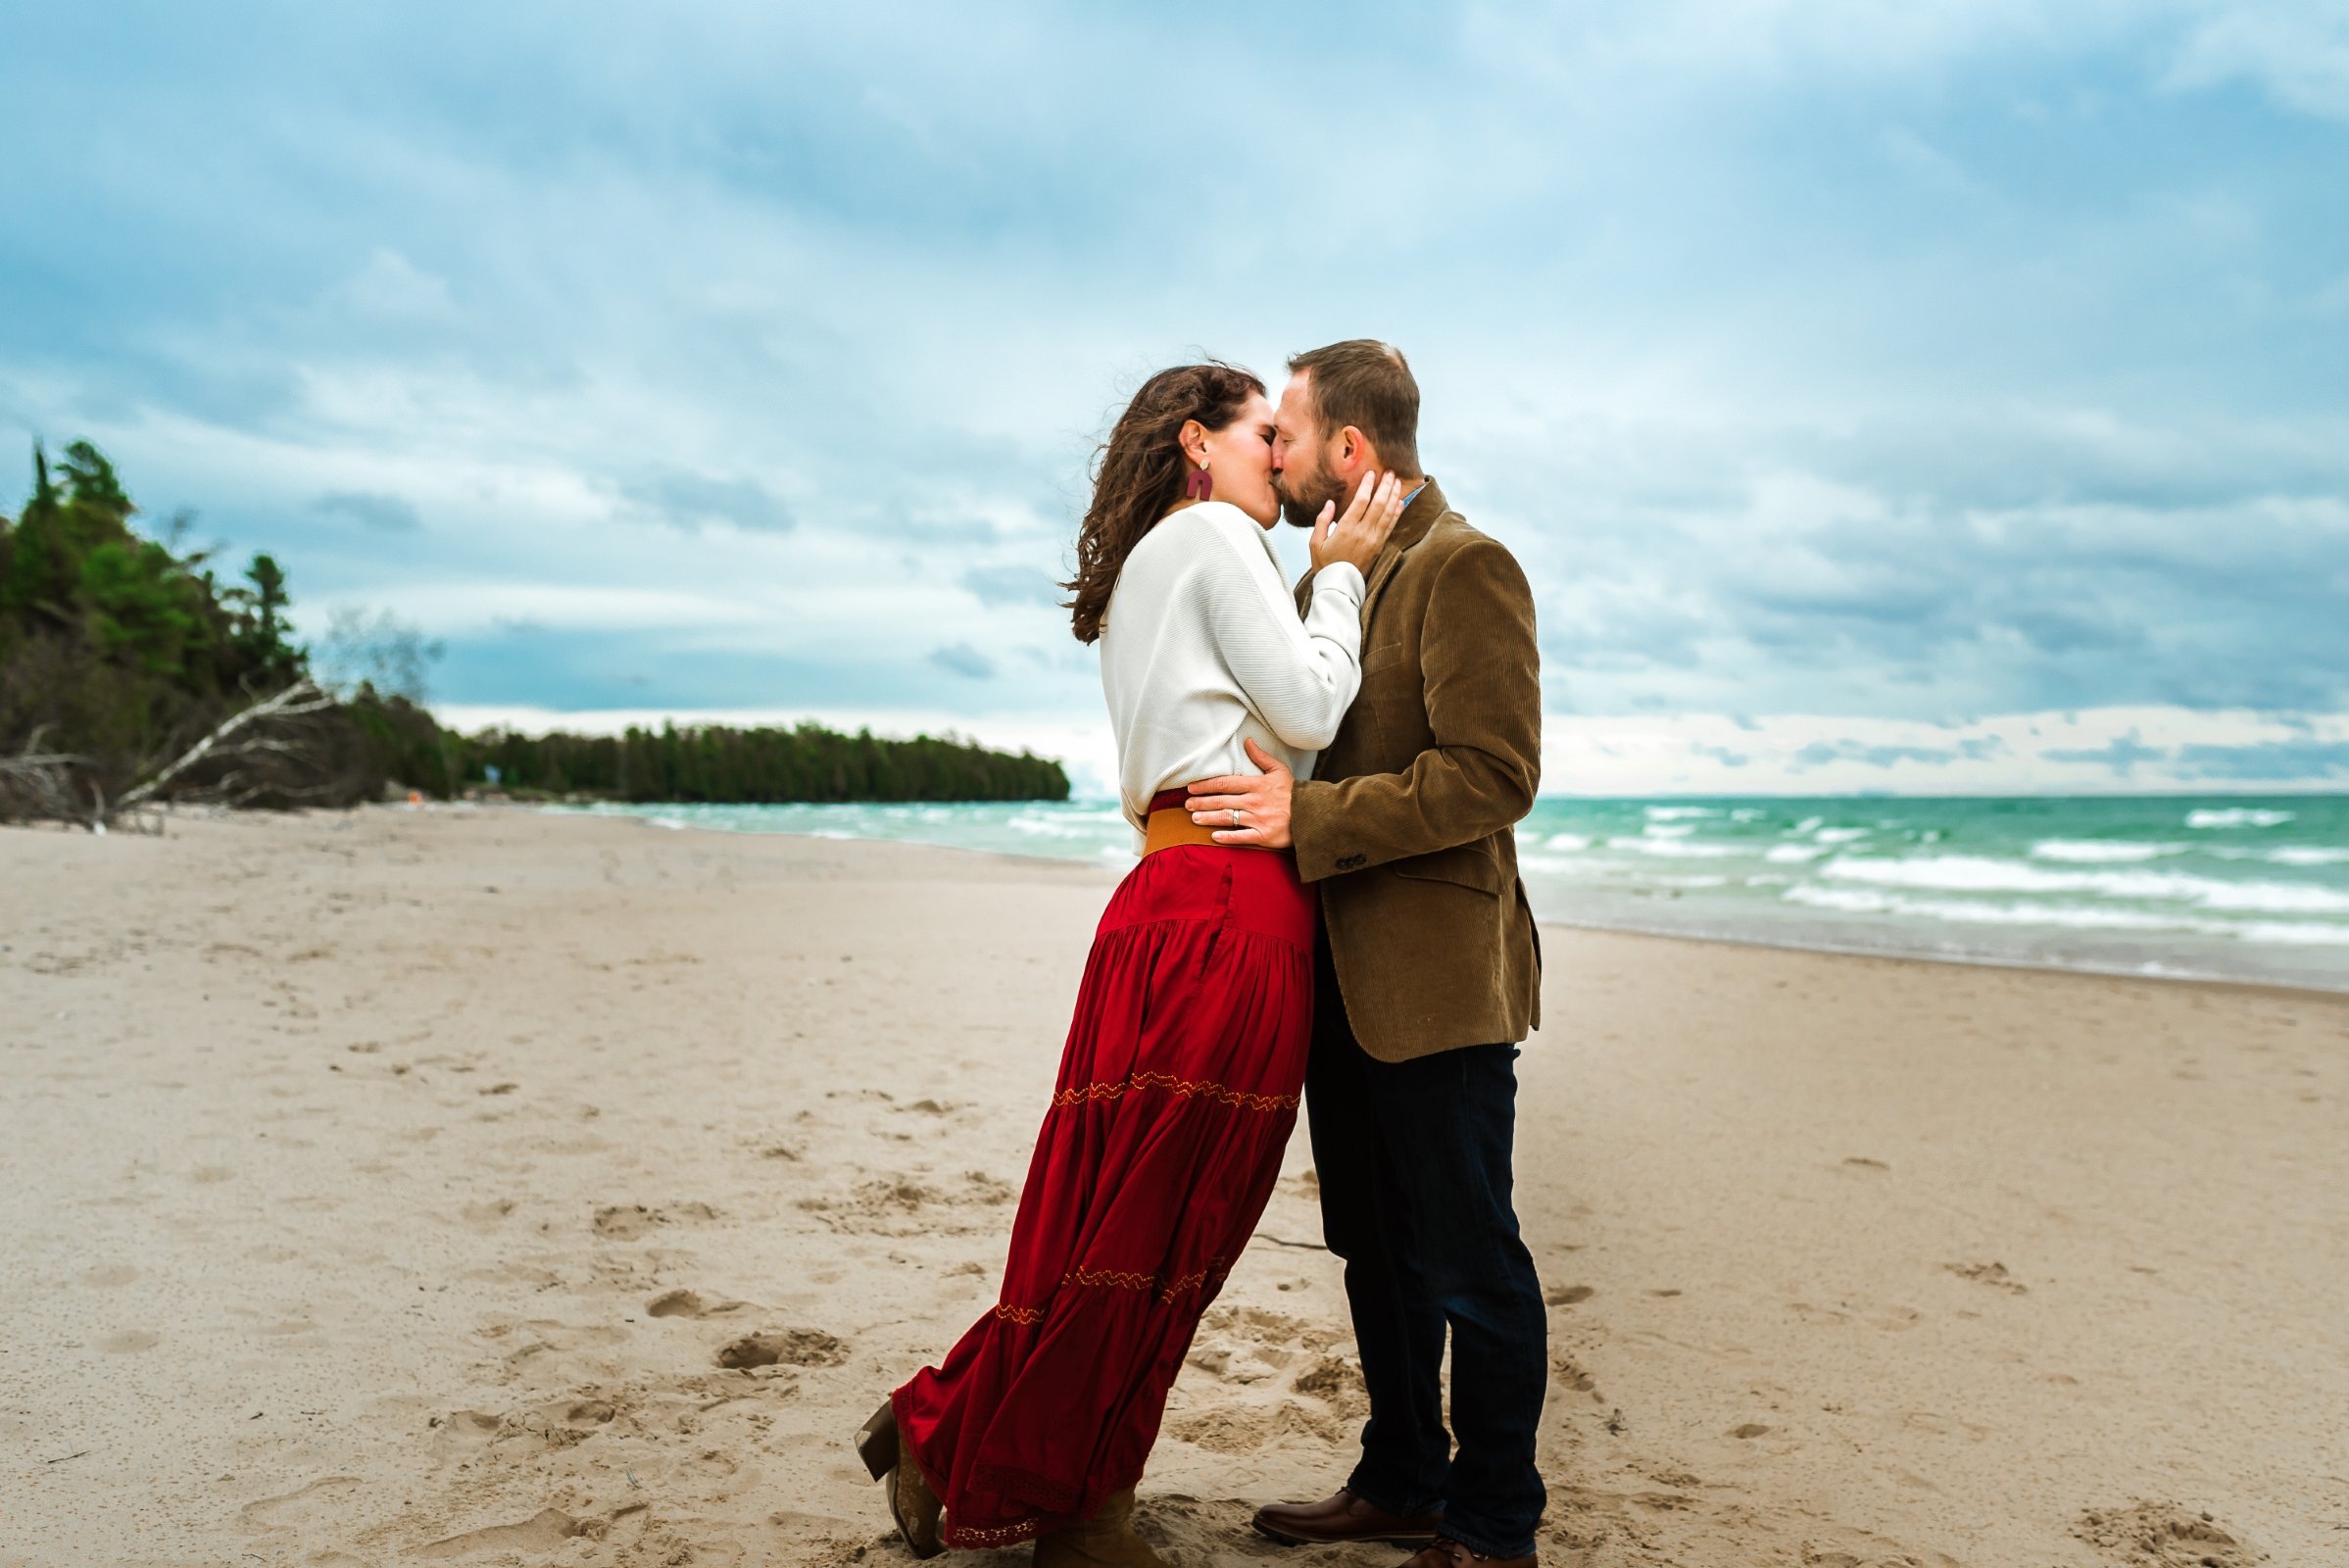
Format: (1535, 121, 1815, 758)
(2, 806, 2342, 1567)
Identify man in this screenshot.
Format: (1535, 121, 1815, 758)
(1184, 340, 1548, 1568)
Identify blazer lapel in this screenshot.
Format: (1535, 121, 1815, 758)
(1360, 477, 1446, 629)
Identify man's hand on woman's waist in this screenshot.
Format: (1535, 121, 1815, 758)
(1184, 739, 1294, 849)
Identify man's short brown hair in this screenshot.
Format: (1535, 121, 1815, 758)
(1288, 339, 1421, 475)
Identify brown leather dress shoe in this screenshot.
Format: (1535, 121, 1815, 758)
(1396, 1537, 1536, 1568)
(1251, 1488, 1443, 1546)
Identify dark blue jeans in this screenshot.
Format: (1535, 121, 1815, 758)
(1304, 934, 1548, 1559)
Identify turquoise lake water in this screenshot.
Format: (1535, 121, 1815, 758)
(558, 795, 2349, 993)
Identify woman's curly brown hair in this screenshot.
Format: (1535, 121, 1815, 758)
(1063, 362, 1265, 644)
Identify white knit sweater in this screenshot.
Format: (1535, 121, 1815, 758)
(1099, 501, 1367, 834)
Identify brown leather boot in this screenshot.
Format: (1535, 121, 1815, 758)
(1033, 1489, 1166, 1568)
(852, 1397, 943, 1558)
(1252, 1488, 1444, 1546)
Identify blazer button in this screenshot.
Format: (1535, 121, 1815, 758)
(1337, 853, 1367, 870)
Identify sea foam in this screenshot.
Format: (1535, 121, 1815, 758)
(1819, 854, 2349, 915)
(1605, 835, 1738, 858)
(2187, 808, 2294, 829)
(1784, 883, 2198, 932)
(2031, 840, 2184, 863)
(2266, 847, 2349, 867)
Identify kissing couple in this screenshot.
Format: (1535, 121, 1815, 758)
(856, 340, 1548, 1567)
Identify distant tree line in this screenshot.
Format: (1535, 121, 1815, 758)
(457, 723, 1068, 803)
(0, 442, 1066, 826)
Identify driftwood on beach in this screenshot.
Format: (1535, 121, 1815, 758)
(0, 728, 106, 829)
(0, 679, 373, 832)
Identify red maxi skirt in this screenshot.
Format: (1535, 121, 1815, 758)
(893, 805, 1318, 1548)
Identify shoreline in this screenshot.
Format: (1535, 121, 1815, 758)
(557, 802, 2349, 1001)
(1529, 911, 2349, 1003)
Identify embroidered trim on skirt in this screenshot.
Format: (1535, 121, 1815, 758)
(892, 830, 1316, 1547)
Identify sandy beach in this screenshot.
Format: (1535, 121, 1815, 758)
(3, 806, 2343, 1568)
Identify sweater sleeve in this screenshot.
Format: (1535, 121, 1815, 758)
(1196, 514, 1366, 752)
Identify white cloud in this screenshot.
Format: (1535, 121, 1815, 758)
(1543, 707, 2349, 794)
(2170, 4, 2349, 122)
(307, 583, 767, 638)
(327, 248, 458, 322)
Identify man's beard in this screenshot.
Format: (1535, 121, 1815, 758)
(1275, 460, 1341, 530)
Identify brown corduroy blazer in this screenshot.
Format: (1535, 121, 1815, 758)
(1290, 478, 1543, 1062)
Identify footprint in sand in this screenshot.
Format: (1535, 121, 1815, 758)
(1282, 1354, 1372, 1420)
(592, 1201, 718, 1240)
(1944, 1261, 2029, 1295)
(715, 1328, 851, 1369)
(443, 1396, 621, 1452)
(98, 1330, 159, 1354)
(1165, 1401, 1351, 1452)
(476, 1398, 619, 1455)
(1550, 1350, 1600, 1398)
(1186, 1304, 1346, 1385)
(2074, 1501, 2262, 1567)
(796, 1173, 1014, 1237)
(593, 1204, 659, 1240)
(1794, 1542, 1927, 1568)
(416, 1508, 585, 1559)
(1164, 1306, 1361, 1452)
(1181, 1337, 1292, 1386)
(647, 1289, 752, 1319)
(429, 1409, 504, 1450)
(79, 1263, 137, 1287)
(1200, 1303, 1346, 1352)
(552, 1397, 617, 1427)
(240, 1476, 364, 1531)
(494, 1319, 630, 1376)
(1545, 1284, 1595, 1306)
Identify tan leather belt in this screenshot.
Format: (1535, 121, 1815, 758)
(1144, 806, 1224, 856)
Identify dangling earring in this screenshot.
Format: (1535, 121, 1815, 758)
(1185, 459, 1213, 502)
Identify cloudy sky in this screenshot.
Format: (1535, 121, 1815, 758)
(5, 2, 2346, 795)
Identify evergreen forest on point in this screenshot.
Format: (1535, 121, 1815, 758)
(0, 443, 1069, 823)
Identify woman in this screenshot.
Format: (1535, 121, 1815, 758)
(856, 363, 1405, 1565)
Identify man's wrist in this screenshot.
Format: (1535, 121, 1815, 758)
(1288, 778, 1339, 880)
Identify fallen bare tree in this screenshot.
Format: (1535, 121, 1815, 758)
(1, 680, 386, 832)
(116, 677, 339, 811)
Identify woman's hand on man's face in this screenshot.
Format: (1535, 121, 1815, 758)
(1309, 470, 1408, 576)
